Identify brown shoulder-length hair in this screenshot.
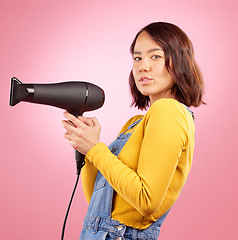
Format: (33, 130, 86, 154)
(129, 22, 205, 110)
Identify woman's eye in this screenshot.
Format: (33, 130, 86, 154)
(151, 55, 161, 59)
(133, 56, 141, 61)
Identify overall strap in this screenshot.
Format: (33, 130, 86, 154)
(180, 103, 195, 119)
(127, 118, 143, 130)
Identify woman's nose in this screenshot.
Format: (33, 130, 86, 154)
(138, 60, 150, 72)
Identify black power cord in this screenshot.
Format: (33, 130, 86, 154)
(61, 148, 85, 239)
(61, 174, 80, 240)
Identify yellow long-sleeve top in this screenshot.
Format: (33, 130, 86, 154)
(81, 98, 195, 229)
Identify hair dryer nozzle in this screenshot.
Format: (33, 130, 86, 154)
(10, 77, 34, 106)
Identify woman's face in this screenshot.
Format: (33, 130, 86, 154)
(132, 31, 174, 104)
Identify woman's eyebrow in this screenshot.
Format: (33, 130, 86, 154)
(133, 48, 163, 55)
(148, 48, 163, 53)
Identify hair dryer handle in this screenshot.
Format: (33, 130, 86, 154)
(75, 150, 85, 175)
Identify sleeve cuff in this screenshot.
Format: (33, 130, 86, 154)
(86, 142, 108, 163)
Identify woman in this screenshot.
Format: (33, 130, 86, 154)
(62, 22, 204, 239)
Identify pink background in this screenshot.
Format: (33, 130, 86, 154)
(1, 0, 238, 239)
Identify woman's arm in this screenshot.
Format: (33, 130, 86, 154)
(62, 114, 143, 204)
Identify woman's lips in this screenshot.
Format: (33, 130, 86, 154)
(139, 77, 152, 84)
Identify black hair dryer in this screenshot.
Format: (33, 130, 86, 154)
(9, 77, 105, 175)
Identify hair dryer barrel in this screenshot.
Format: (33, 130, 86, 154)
(9, 77, 105, 116)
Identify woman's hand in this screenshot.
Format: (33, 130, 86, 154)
(62, 111, 101, 155)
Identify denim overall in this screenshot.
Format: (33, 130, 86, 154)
(80, 105, 194, 240)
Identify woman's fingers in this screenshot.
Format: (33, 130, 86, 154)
(78, 116, 94, 127)
(62, 120, 77, 134)
(90, 117, 101, 127)
(62, 111, 101, 155)
(63, 111, 84, 128)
